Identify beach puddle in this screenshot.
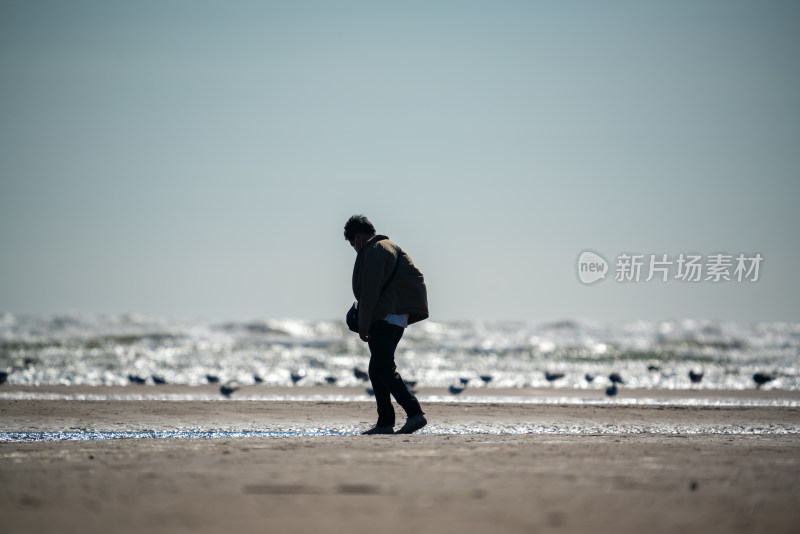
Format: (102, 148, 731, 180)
(2, 422, 798, 442)
(0, 428, 360, 442)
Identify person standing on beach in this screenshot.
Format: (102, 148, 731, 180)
(344, 215, 429, 435)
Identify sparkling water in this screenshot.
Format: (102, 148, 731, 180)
(1, 312, 797, 391)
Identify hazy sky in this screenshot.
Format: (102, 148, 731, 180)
(1, 0, 798, 323)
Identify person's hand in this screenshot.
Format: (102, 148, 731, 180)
(359, 330, 369, 342)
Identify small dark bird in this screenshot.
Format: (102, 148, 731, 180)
(647, 364, 661, 372)
(479, 375, 493, 384)
(608, 372, 625, 385)
(290, 370, 305, 385)
(152, 375, 167, 385)
(584, 373, 595, 383)
(0, 371, 8, 385)
(253, 374, 264, 384)
(545, 371, 565, 383)
(127, 374, 146, 385)
(753, 372, 776, 389)
(325, 376, 337, 385)
(605, 384, 618, 396)
(354, 367, 369, 381)
(688, 370, 704, 384)
(459, 377, 471, 386)
(220, 383, 240, 398)
(205, 374, 220, 384)
(449, 384, 465, 395)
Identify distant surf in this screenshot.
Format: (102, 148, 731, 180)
(1, 313, 798, 391)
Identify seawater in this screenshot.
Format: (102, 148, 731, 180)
(3, 422, 798, 442)
(1, 313, 798, 391)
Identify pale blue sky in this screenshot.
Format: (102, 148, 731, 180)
(1, 1, 798, 322)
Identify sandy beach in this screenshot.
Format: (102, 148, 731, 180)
(1, 386, 799, 534)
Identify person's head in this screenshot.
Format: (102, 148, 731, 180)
(344, 214, 376, 252)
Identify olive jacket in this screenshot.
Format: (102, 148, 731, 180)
(352, 235, 429, 333)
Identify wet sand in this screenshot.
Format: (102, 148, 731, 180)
(1, 386, 799, 533)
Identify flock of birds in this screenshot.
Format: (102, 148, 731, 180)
(435, 370, 630, 397)
(537, 368, 780, 397)
(0, 367, 781, 398)
(131, 365, 779, 399)
(438, 368, 781, 398)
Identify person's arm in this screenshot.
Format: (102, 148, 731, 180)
(357, 245, 394, 339)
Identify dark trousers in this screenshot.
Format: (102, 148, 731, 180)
(367, 320, 424, 427)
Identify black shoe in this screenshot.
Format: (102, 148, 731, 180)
(362, 425, 394, 435)
(396, 414, 427, 434)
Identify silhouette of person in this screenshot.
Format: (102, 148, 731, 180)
(344, 215, 429, 435)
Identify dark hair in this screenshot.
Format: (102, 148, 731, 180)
(343, 214, 376, 241)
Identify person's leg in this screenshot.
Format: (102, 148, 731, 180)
(367, 321, 423, 425)
(367, 321, 398, 427)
